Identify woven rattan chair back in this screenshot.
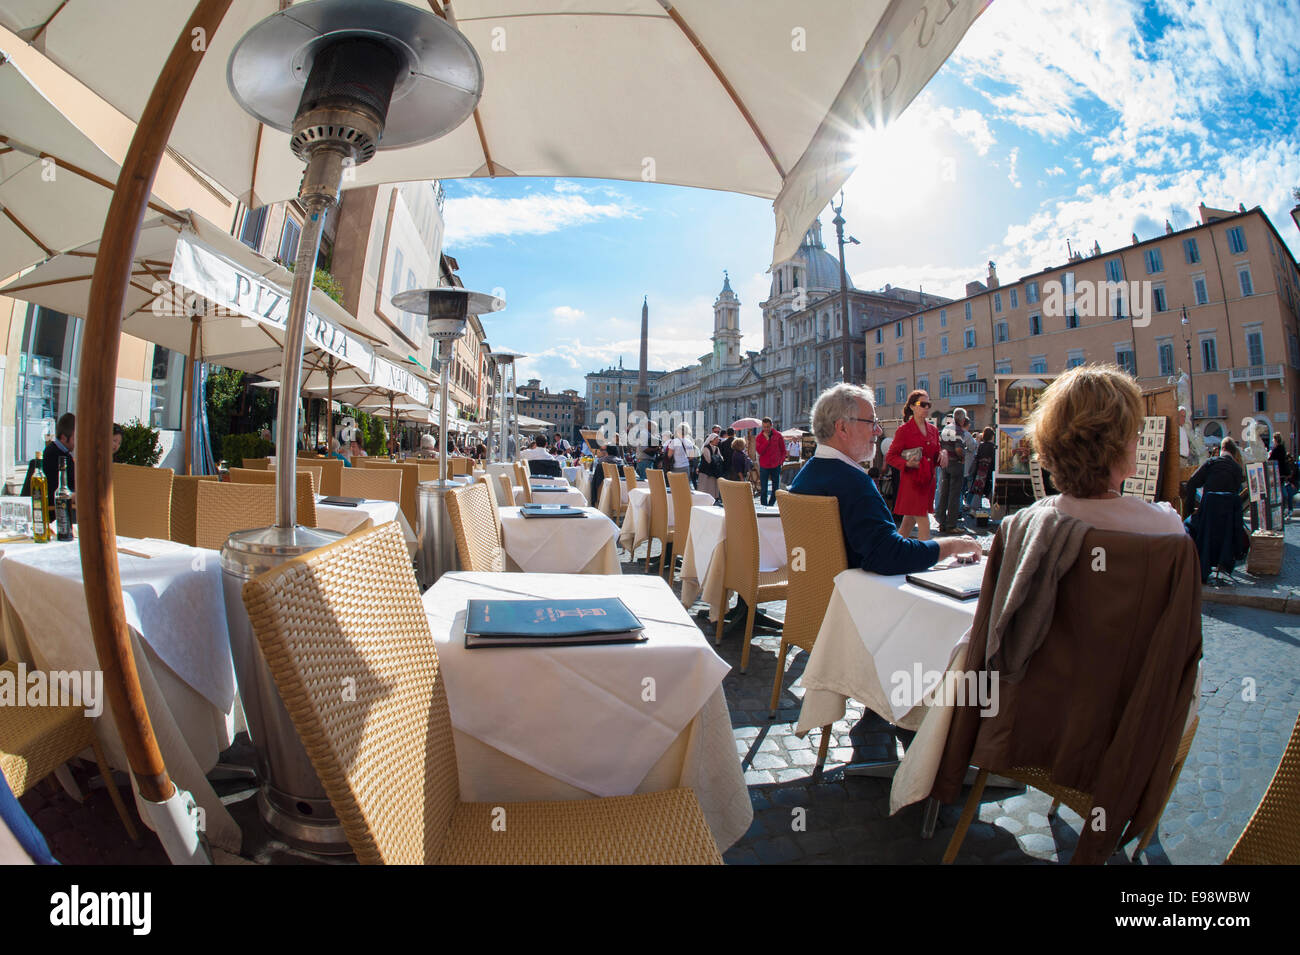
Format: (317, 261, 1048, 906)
(446, 482, 505, 572)
(111, 463, 174, 540)
(601, 462, 624, 515)
(228, 468, 318, 527)
(1226, 710, 1300, 863)
(718, 478, 759, 595)
(354, 462, 419, 528)
(646, 469, 670, 574)
(308, 457, 344, 496)
(240, 457, 270, 470)
(512, 462, 533, 504)
(668, 470, 694, 577)
(450, 457, 472, 476)
(241, 524, 459, 864)
(339, 467, 402, 504)
(195, 481, 277, 550)
(622, 465, 639, 491)
(775, 491, 847, 654)
(169, 474, 218, 546)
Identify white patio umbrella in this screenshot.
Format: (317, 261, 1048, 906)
(0, 0, 988, 264)
(1, 0, 985, 863)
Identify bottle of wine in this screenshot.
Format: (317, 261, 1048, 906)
(54, 456, 74, 542)
(30, 452, 49, 543)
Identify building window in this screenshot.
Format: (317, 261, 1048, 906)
(1026, 281, 1040, 304)
(1029, 313, 1041, 336)
(1206, 393, 1218, 417)
(1030, 355, 1047, 374)
(896, 321, 903, 338)
(1194, 276, 1209, 305)
(940, 335, 949, 355)
(1255, 390, 1267, 412)
(1238, 267, 1254, 297)
(1116, 347, 1136, 375)
(14, 307, 83, 467)
(996, 321, 1009, 343)
(939, 375, 951, 397)
(875, 328, 883, 344)
(1105, 259, 1122, 283)
(875, 386, 886, 406)
(996, 360, 1011, 374)
(1201, 336, 1218, 372)
(917, 376, 929, 393)
(895, 382, 906, 404)
(964, 302, 973, 322)
(897, 345, 904, 362)
(238, 205, 268, 249)
(1066, 311, 1079, 329)
(1158, 341, 1174, 376)
(917, 315, 925, 333)
(1247, 329, 1264, 367)
(993, 292, 1002, 313)
(1144, 248, 1164, 274)
(1112, 288, 1126, 319)
(277, 217, 301, 265)
(875, 352, 883, 368)
(964, 328, 976, 349)
(918, 341, 927, 358)
(1227, 226, 1247, 254)
(1009, 288, 1019, 309)
(1153, 286, 1168, 312)
(1183, 238, 1200, 264)
(965, 366, 978, 381)
(1067, 349, 1084, 368)
(939, 309, 947, 327)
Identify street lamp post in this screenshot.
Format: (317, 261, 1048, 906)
(830, 191, 860, 384)
(1181, 304, 1196, 419)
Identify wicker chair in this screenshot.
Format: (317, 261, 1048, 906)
(445, 482, 505, 572)
(169, 474, 218, 546)
(240, 457, 271, 470)
(512, 462, 533, 505)
(339, 467, 402, 504)
(360, 462, 421, 529)
(417, 464, 441, 483)
(772, 490, 844, 773)
(450, 457, 472, 477)
(0, 660, 138, 842)
(496, 473, 518, 510)
(111, 463, 174, 540)
(715, 478, 788, 673)
(645, 469, 672, 576)
(304, 457, 344, 496)
(622, 465, 639, 492)
(601, 462, 626, 520)
(1225, 710, 1300, 863)
(195, 481, 277, 550)
(239, 523, 721, 864)
(667, 470, 695, 582)
(228, 468, 318, 527)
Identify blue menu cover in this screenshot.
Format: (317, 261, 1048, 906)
(465, 597, 647, 648)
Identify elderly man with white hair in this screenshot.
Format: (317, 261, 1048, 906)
(789, 384, 981, 574)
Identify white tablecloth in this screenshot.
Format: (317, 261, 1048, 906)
(596, 478, 631, 516)
(515, 485, 589, 508)
(422, 572, 749, 849)
(564, 466, 592, 498)
(498, 506, 620, 574)
(0, 537, 242, 850)
(617, 487, 715, 555)
(315, 498, 418, 556)
(678, 504, 788, 621)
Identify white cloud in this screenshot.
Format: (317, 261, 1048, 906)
(444, 188, 636, 246)
(551, 306, 585, 324)
(1045, 166, 1066, 177)
(1007, 147, 1021, 189)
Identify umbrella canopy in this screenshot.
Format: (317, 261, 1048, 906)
(0, 47, 180, 281)
(781, 427, 808, 439)
(517, 413, 558, 433)
(0, 0, 987, 264)
(732, 417, 763, 431)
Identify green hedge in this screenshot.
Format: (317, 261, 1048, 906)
(222, 433, 275, 467)
(114, 419, 163, 468)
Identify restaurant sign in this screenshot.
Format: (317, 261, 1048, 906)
(170, 232, 373, 372)
(369, 355, 430, 406)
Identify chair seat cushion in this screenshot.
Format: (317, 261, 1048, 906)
(0, 664, 94, 795)
(439, 788, 722, 864)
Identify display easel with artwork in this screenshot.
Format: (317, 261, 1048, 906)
(1121, 416, 1167, 501)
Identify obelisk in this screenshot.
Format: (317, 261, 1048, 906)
(635, 295, 650, 415)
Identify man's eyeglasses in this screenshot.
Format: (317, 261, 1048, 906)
(844, 416, 884, 433)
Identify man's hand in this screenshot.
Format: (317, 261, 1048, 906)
(937, 449, 949, 469)
(937, 537, 982, 561)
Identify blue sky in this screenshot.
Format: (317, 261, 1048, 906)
(442, 0, 1300, 394)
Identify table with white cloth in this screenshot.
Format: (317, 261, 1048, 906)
(514, 485, 588, 508)
(617, 487, 714, 555)
(678, 504, 788, 621)
(563, 466, 592, 498)
(421, 571, 752, 850)
(0, 536, 242, 851)
(596, 478, 631, 517)
(792, 567, 977, 813)
(486, 462, 518, 483)
(497, 506, 621, 574)
(314, 497, 418, 557)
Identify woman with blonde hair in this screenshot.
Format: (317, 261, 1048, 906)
(885, 389, 944, 540)
(1025, 364, 1183, 533)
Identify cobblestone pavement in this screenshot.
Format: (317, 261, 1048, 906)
(18, 511, 1300, 865)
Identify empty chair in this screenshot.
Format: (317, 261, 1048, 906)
(228, 468, 318, 527)
(194, 481, 277, 550)
(111, 462, 174, 539)
(601, 462, 626, 520)
(240, 457, 271, 470)
(305, 457, 344, 497)
(496, 473, 517, 510)
(527, 458, 563, 478)
(773, 490, 843, 773)
(667, 470, 695, 582)
(417, 464, 442, 483)
(339, 467, 402, 505)
(450, 457, 473, 477)
(239, 523, 721, 864)
(169, 474, 219, 546)
(512, 462, 533, 505)
(645, 469, 672, 576)
(622, 465, 639, 492)
(445, 482, 505, 572)
(716, 478, 788, 673)
(357, 462, 420, 529)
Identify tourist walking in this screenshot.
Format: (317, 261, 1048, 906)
(755, 417, 786, 506)
(886, 390, 944, 541)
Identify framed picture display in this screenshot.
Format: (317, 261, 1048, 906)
(1265, 461, 1283, 530)
(1247, 462, 1265, 503)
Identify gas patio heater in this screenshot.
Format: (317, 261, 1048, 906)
(492, 350, 525, 463)
(392, 287, 504, 586)
(218, 0, 483, 851)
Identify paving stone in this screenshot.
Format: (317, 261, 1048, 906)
(749, 753, 788, 771)
(993, 815, 1024, 835)
(752, 836, 804, 864)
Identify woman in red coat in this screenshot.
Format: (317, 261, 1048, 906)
(885, 389, 947, 541)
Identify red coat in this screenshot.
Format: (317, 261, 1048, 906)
(885, 416, 941, 516)
(755, 429, 786, 469)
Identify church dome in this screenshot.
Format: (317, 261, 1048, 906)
(770, 218, 851, 298)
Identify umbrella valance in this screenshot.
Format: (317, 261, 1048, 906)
(0, 0, 987, 265)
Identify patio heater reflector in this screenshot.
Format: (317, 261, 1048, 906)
(220, 0, 483, 854)
(392, 288, 505, 588)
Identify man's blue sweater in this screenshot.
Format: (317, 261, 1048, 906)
(788, 456, 940, 575)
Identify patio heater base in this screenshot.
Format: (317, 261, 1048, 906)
(221, 523, 350, 855)
(417, 480, 462, 589)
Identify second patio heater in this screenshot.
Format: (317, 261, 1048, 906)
(493, 351, 525, 463)
(218, 0, 483, 852)
(393, 287, 504, 587)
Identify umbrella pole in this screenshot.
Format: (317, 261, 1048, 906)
(76, 0, 231, 860)
(326, 364, 334, 451)
(183, 311, 200, 475)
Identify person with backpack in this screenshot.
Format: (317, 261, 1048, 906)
(937, 407, 973, 533)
